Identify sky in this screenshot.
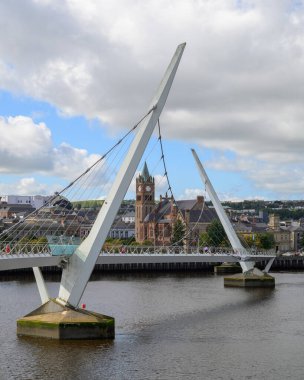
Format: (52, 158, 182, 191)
(1, 0, 304, 202)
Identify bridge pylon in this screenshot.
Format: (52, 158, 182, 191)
(191, 149, 275, 288)
(17, 43, 186, 339)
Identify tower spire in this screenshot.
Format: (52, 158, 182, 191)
(141, 161, 150, 182)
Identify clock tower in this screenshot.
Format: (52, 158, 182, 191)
(135, 162, 155, 243)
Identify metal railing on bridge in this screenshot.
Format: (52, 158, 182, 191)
(0, 242, 276, 258)
(0, 242, 76, 257)
(101, 245, 276, 257)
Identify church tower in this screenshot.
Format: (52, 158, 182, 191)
(135, 162, 155, 243)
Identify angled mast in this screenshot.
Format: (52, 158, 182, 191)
(191, 149, 255, 273)
(58, 43, 186, 307)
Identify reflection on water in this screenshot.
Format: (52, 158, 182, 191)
(0, 272, 303, 380)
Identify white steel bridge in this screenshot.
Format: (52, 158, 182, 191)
(0, 246, 276, 272)
(0, 43, 276, 314)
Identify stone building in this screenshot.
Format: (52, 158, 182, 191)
(268, 214, 291, 252)
(0, 203, 35, 219)
(135, 162, 155, 243)
(135, 163, 218, 246)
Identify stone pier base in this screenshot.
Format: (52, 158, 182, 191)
(224, 269, 275, 288)
(17, 299, 115, 340)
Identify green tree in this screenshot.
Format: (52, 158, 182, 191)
(257, 232, 275, 250)
(142, 239, 153, 246)
(206, 219, 229, 247)
(241, 234, 255, 248)
(199, 232, 209, 246)
(171, 219, 185, 246)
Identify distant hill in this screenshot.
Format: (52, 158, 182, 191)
(71, 199, 135, 210)
(72, 200, 104, 209)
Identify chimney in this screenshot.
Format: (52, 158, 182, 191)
(197, 195, 204, 205)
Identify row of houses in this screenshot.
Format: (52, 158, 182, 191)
(1, 169, 304, 252)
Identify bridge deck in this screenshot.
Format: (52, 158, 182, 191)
(0, 252, 274, 271)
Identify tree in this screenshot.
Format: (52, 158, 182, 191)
(171, 219, 185, 246)
(257, 233, 275, 250)
(142, 239, 153, 246)
(199, 232, 209, 246)
(241, 234, 255, 248)
(206, 219, 229, 247)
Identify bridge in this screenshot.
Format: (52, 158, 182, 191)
(0, 247, 275, 271)
(0, 43, 275, 339)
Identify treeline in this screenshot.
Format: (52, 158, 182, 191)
(272, 209, 304, 220)
(72, 200, 104, 209)
(199, 220, 275, 250)
(72, 199, 135, 210)
(220, 200, 304, 212)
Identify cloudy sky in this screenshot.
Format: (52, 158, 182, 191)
(0, 0, 304, 201)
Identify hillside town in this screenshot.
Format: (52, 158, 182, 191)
(1, 164, 304, 254)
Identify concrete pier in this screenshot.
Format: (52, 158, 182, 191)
(17, 299, 115, 339)
(224, 269, 275, 288)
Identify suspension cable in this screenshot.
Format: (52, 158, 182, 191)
(0, 106, 156, 242)
(157, 118, 208, 248)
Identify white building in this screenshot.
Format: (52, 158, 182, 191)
(121, 211, 135, 223)
(0, 195, 51, 210)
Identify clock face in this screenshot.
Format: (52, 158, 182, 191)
(146, 185, 151, 191)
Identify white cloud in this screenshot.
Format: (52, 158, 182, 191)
(1, 1, 304, 197)
(0, 116, 101, 181)
(0, 116, 53, 173)
(0, 177, 58, 196)
(52, 143, 100, 180)
(206, 154, 304, 198)
(178, 188, 206, 200)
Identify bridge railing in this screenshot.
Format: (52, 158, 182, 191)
(0, 242, 276, 257)
(101, 245, 276, 256)
(0, 242, 78, 257)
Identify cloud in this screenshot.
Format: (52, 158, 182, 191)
(52, 143, 101, 180)
(0, 116, 53, 173)
(206, 154, 304, 198)
(0, 116, 101, 181)
(178, 188, 206, 200)
(1, 1, 304, 196)
(0, 177, 58, 196)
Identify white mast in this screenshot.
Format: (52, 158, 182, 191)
(58, 43, 186, 307)
(191, 149, 255, 273)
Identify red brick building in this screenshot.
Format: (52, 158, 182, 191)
(135, 164, 218, 246)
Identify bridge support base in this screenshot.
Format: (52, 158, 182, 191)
(17, 299, 115, 340)
(224, 268, 275, 288)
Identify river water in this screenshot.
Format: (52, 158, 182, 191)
(0, 271, 303, 380)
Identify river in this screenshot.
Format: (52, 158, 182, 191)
(0, 271, 303, 380)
